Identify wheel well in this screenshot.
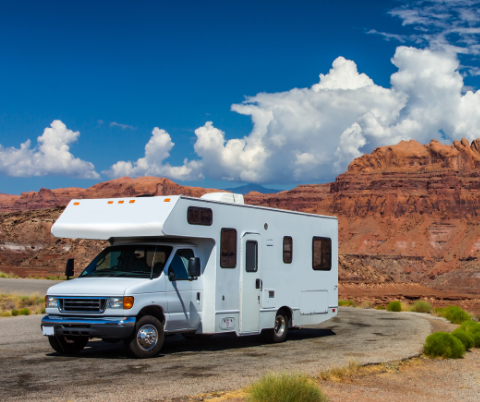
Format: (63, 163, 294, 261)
(137, 305, 165, 324)
(277, 306, 293, 327)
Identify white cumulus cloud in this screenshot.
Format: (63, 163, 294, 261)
(0, 120, 99, 179)
(103, 127, 203, 181)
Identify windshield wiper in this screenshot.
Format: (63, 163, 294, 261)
(115, 271, 150, 277)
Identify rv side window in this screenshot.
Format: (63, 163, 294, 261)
(187, 207, 213, 226)
(245, 241, 258, 272)
(220, 228, 237, 268)
(283, 236, 293, 264)
(312, 237, 331, 271)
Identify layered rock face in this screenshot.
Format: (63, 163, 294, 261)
(0, 177, 224, 212)
(246, 138, 480, 294)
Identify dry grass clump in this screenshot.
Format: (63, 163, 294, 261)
(319, 360, 361, 382)
(0, 293, 46, 317)
(359, 301, 373, 309)
(386, 301, 402, 312)
(338, 300, 356, 307)
(410, 300, 432, 313)
(246, 372, 328, 402)
(0, 271, 65, 280)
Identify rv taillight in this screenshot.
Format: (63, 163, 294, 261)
(332, 309, 336, 312)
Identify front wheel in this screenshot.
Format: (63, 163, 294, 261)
(262, 311, 289, 343)
(124, 315, 165, 358)
(48, 336, 89, 354)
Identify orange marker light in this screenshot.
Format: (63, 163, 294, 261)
(123, 296, 134, 309)
(164, 198, 171, 202)
(118, 200, 124, 204)
(73, 202, 80, 206)
(108, 201, 113, 204)
(129, 200, 135, 204)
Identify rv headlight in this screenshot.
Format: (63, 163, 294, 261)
(45, 296, 58, 308)
(107, 297, 123, 309)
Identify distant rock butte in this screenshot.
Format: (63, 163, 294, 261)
(0, 177, 225, 212)
(245, 138, 480, 294)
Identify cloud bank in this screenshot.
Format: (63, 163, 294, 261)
(0, 120, 99, 179)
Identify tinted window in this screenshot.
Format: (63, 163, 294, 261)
(220, 228, 237, 268)
(312, 237, 331, 271)
(188, 207, 212, 226)
(283, 236, 293, 264)
(246, 241, 258, 272)
(80, 245, 172, 278)
(168, 249, 195, 280)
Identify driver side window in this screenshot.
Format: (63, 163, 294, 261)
(168, 249, 195, 281)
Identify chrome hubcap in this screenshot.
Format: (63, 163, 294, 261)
(136, 324, 158, 351)
(274, 315, 286, 337)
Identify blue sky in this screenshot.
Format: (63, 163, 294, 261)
(1, 0, 480, 194)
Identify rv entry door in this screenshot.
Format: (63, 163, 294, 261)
(240, 233, 261, 334)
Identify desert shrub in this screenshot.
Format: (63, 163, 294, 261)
(338, 300, 356, 307)
(451, 329, 474, 350)
(436, 306, 471, 324)
(376, 305, 385, 310)
(247, 372, 328, 402)
(11, 309, 19, 316)
(459, 321, 480, 347)
(424, 332, 465, 358)
(319, 360, 360, 382)
(20, 308, 30, 315)
(410, 300, 432, 313)
(359, 301, 373, 309)
(39, 307, 46, 314)
(386, 301, 402, 312)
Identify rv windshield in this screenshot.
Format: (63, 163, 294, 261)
(80, 245, 173, 278)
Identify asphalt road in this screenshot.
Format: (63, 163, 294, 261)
(0, 308, 432, 402)
(0, 278, 62, 295)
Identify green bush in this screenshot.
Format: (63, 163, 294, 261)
(410, 300, 432, 313)
(386, 301, 402, 312)
(11, 309, 19, 316)
(338, 300, 356, 307)
(437, 306, 471, 324)
(247, 372, 328, 402)
(424, 332, 466, 358)
(451, 329, 474, 350)
(376, 305, 385, 310)
(20, 308, 30, 315)
(459, 321, 480, 347)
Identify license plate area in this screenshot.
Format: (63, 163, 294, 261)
(42, 326, 55, 336)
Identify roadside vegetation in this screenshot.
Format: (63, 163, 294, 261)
(433, 306, 471, 324)
(0, 271, 64, 280)
(246, 372, 328, 402)
(0, 293, 45, 317)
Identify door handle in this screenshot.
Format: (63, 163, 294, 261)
(255, 279, 262, 290)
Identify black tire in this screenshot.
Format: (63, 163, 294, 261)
(261, 311, 289, 343)
(48, 336, 89, 354)
(124, 315, 164, 358)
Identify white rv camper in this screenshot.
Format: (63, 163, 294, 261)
(41, 193, 338, 358)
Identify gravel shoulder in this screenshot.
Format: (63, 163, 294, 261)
(0, 308, 432, 401)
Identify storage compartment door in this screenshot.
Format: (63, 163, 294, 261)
(299, 290, 328, 314)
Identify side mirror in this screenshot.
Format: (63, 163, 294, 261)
(188, 257, 201, 278)
(65, 258, 74, 280)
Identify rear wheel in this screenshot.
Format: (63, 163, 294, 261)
(124, 315, 164, 358)
(48, 336, 89, 354)
(262, 311, 289, 343)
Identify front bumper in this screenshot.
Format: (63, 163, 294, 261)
(41, 315, 136, 339)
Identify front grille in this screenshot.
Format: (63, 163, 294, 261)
(59, 298, 106, 313)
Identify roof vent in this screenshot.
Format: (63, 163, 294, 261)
(201, 192, 244, 204)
